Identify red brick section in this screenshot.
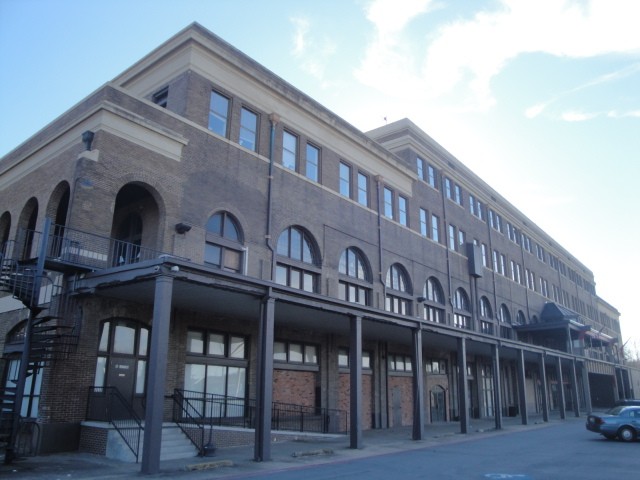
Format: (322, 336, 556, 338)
(272, 369, 316, 407)
(338, 372, 373, 429)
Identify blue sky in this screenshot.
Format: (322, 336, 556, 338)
(1, 0, 639, 353)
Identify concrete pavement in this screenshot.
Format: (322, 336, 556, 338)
(1, 415, 578, 479)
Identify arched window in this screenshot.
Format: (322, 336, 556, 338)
(205, 211, 244, 273)
(516, 310, 526, 325)
(453, 288, 471, 330)
(423, 277, 445, 323)
(385, 263, 412, 315)
(338, 247, 372, 305)
(275, 226, 320, 292)
(499, 304, 512, 339)
(3, 321, 42, 418)
(479, 296, 493, 334)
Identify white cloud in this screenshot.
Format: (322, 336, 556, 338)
(560, 110, 598, 122)
(289, 16, 337, 87)
(356, 0, 640, 111)
(525, 103, 547, 119)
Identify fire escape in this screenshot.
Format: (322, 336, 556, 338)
(0, 219, 81, 463)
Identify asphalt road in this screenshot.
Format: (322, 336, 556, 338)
(245, 420, 639, 480)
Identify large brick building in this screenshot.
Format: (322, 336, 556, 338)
(1, 23, 636, 472)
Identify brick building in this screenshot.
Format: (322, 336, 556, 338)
(0, 23, 636, 473)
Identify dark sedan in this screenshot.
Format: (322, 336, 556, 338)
(586, 406, 640, 442)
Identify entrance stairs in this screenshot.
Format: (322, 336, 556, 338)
(105, 424, 198, 463)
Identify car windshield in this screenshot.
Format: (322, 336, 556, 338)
(606, 406, 626, 415)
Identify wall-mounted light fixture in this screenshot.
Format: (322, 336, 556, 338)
(417, 296, 426, 302)
(175, 222, 192, 234)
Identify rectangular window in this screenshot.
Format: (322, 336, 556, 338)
(431, 214, 440, 242)
(282, 131, 297, 171)
(398, 195, 408, 226)
(458, 229, 466, 248)
(417, 157, 425, 181)
(239, 107, 258, 151)
(469, 194, 476, 216)
(481, 243, 488, 267)
(306, 144, 319, 182)
(384, 187, 394, 219)
(339, 162, 351, 197)
(444, 177, 452, 199)
(208, 90, 229, 136)
(357, 172, 368, 206)
(454, 184, 462, 206)
(419, 208, 428, 236)
(427, 165, 437, 189)
(448, 224, 456, 251)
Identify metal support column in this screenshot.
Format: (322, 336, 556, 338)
(140, 274, 174, 474)
(412, 326, 424, 440)
(492, 344, 503, 430)
(516, 349, 528, 425)
(556, 356, 566, 420)
(349, 315, 363, 449)
(457, 337, 469, 434)
(254, 296, 275, 461)
(581, 362, 592, 413)
(570, 359, 580, 417)
(538, 352, 550, 422)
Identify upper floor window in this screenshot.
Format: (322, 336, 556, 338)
(357, 172, 369, 207)
(276, 226, 319, 292)
(419, 208, 428, 237)
(427, 165, 437, 189)
(208, 90, 229, 137)
(338, 247, 372, 306)
(454, 184, 463, 206)
(398, 195, 408, 226)
(431, 214, 440, 243)
(274, 341, 318, 365)
(385, 263, 411, 315)
(239, 107, 258, 151)
(383, 187, 394, 219)
(306, 144, 319, 182)
(499, 304, 511, 324)
(205, 211, 244, 273)
(417, 157, 425, 181)
(339, 162, 351, 197)
(282, 131, 298, 171)
(423, 277, 445, 323)
(453, 288, 471, 330)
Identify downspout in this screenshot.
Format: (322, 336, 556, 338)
(266, 114, 279, 281)
(439, 172, 454, 311)
(375, 176, 387, 307)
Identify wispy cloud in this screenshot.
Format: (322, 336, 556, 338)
(561, 111, 598, 122)
(356, 0, 640, 112)
(289, 16, 337, 87)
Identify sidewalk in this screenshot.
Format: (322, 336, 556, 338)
(1, 415, 576, 479)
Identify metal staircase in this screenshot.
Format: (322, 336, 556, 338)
(1, 219, 80, 463)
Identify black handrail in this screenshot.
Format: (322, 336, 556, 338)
(87, 387, 143, 462)
(176, 389, 348, 435)
(172, 389, 208, 456)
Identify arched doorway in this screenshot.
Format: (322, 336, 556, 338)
(110, 183, 161, 266)
(17, 198, 38, 260)
(430, 385, 447, 422)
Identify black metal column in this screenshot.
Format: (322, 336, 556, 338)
(539, 352, 550, 422)
(516, 349, 528, 425)
(349, 315, 363, 449)
(556, 356, 566, 420)
(492, 344, 502, 430)
(581, 362, 592, 413)
(457, 337, 469, 434)
(570, 359, 580, 417)
(140, 274, 174, 474)
(254, 296, 275, 461)
(411, 326, 424, 440)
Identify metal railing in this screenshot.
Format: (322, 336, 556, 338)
(175, 389, 348, 435)
(86, 387, 143, 462)
(172, 389, 208, 456)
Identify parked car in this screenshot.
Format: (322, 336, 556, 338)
(586, 406, 640, 442)
(615, 399, 640, 407)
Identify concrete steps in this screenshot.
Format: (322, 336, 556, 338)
(106, 423, 198, 462)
